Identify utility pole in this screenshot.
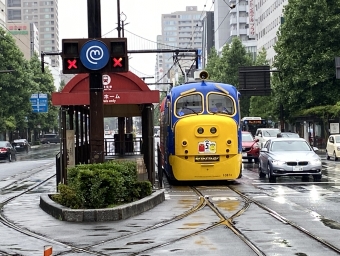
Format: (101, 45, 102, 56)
(87, 0, 104, 163)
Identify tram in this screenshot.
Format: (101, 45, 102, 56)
(241, 117, 267, 136)
(159, 71, 242, 183)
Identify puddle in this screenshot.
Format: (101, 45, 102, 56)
(320, 217, 340, 230)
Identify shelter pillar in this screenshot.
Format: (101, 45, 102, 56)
(142, 104, 155, 184)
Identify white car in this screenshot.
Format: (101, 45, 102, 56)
(255, 128, 281, 148)
(326, 134, 340, 160)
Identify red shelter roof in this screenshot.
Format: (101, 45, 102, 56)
(52, 71, 159, 106)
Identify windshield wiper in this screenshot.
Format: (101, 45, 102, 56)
(183, 107, 198, 115)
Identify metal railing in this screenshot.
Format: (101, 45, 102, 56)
(104, 137, 143, 156)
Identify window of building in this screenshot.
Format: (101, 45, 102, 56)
(8, 9, 22, 20)
(8, 0, 21, 7)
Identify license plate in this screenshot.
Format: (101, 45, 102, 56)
(195, 155, 219, 162)
(293, 166, 303, 171)
(242, 152, 247, 157)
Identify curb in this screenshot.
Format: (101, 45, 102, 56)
(39, 190, 165, 222)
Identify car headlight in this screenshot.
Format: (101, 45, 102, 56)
(272, 160, 285, 165)
(310, 158, 321, 165)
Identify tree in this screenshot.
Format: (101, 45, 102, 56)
(273, 0, 340, 120)
(0, 27, 33, 136)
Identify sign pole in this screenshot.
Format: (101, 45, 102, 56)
(87, 0, 104, 163)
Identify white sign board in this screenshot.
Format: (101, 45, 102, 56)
(330, 123, 339, 134)
(248, 0, 256, 39)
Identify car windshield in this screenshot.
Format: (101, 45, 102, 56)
(14, 139, 26, 143)
(43, 134, 57, 138)
(281, 133, 299, 138)
(335, 136, 340, 143)
(242, 133, 254, 142)
(0, 141, 7, 147)
(271, 140, 312, 152)
(263, 130, 280, 137)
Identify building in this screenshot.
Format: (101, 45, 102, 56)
(157, 6, 205, 83)
(6, 0, 59, 68)
(255, 0, 288, 65)
(0, 0, 5, 29)
(214, 0, 257, 59)
(7, 23, 39, 60)
(201, 11, 214, 69)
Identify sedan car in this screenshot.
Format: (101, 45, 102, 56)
(0, 141, 17, 162)
(241, 131, 259, 163)
(326, 134, 340, 160)
(258, 138, 322, 182)
(12, 139, 30, 153)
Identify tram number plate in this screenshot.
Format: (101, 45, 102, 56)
(293, 166, 303, 171)
(195, 155, 220, 162)
(242, 152, 247, 157)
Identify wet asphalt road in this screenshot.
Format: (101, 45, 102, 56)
(1, 145, 340, 255)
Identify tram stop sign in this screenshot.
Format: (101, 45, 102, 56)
(61, 38, 129, 74)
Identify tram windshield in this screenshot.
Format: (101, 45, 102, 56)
(208, 93, 234, 115)
(175, 93, 203, 117)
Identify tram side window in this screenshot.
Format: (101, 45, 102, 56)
(208, 93, 234, 114)
(176, 93, 203, 116)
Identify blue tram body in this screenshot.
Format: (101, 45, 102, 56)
(159, 72, 242, 183)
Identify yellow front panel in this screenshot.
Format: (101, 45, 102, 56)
(170, 115, 241, 180)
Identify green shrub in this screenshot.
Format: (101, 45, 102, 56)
(53, 160, 151, 209)
(52, 184, 83, 209)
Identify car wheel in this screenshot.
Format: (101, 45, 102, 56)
(8, 153, 12, 162)
(268, 164, 276, 183)
(333, 151, 338, 161)
(248, 158, 252, 163)
(313, 174, 322, 182)
(258, 161, 266, 178)
(254, 158, 259, 164)
(326, 150, 330, 160)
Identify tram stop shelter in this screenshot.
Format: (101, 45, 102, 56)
(52, 71, 159, 185)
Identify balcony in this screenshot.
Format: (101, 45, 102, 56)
(230, 17, 237, 24)
(238, 5, 247, 12)
(238, 16, 247, 23)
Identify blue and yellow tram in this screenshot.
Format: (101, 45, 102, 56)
(159, 71, 242, 183)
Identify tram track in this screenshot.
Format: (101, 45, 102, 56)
(228, 185, 340, 254)
(0, 170, 109, 256)
(3, 170, 340, 255)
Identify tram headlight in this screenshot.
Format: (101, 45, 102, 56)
(182, 140, 187, 146)
(226, 140, 232, 145)
(210, 127, 217, 134)
(197, 127, 204, 134)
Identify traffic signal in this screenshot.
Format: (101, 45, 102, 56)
(61, 38, 129, 74)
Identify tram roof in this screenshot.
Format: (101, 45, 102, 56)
(170, 81, 239, 99)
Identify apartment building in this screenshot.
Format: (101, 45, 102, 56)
(255, 0, 288, 65)
(157, 6, 205, 83)
(6, 0, 59, 68)
(0, 0, 5, 29)
(214, 0, 257, 59)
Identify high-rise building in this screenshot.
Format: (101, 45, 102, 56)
(157, 6, 205, 83)
(255, 0, 288, 65)
(201, 11, 214, 69)
(6, 0, 59, 68)
(0, 0, 5, 29)
(214, 0, 257, 59)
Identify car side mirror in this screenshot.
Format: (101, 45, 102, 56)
(258, 134, 262, 137)
(260, 148, 268, 152)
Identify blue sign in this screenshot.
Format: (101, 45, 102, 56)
(30, 93, 48, 113)
(197, 49, 202, 70)
(80, 40, 110, 70)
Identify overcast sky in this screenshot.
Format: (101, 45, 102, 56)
(58, 0, 212, 79)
